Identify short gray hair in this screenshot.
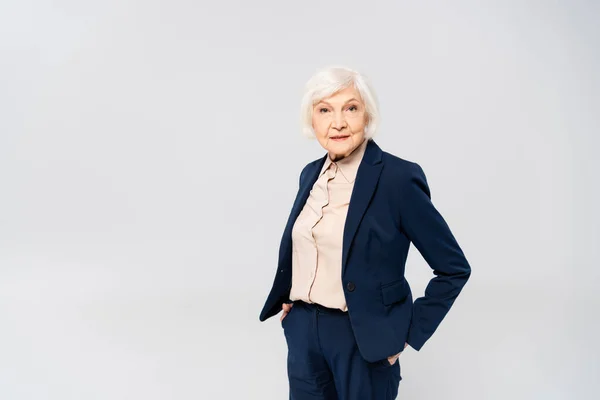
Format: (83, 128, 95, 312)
(300, 66, 380, 139)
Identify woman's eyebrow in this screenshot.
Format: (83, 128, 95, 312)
(315, 98, 361, 107)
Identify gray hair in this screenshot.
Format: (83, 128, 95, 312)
(300, 66, 380, 139)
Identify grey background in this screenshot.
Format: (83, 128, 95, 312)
(1, 1, 598, 399)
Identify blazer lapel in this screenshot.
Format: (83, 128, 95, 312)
(279, 155, 326, 264)
(290, 157, 325, 228)
(341, 139, 383, 275)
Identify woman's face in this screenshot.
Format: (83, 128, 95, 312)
(312, 85, 368, 160)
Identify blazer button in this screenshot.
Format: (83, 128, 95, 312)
(346, 282, 356, 292)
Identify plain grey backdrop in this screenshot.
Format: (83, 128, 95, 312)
(1, 1, 598, 399)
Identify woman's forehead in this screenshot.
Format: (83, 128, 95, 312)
(314, 86, 364, 105)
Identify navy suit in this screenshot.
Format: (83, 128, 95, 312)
(260, 139, 471, 371)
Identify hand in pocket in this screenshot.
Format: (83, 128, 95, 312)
(280, 302, 294, 323)
(387, 342, 408, 365)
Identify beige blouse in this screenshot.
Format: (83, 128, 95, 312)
(289, 138, 368, 311)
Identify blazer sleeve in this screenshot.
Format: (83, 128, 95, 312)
(398, 162, 472, 351)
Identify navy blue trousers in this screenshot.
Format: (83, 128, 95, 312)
(282, 301, 401, 400)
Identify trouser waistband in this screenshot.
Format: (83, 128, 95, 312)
(293, 300, 348, 315)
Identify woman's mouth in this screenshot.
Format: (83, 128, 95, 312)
(330, 135, 350, 142)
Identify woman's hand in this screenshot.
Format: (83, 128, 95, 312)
(387, 342, 409, 365)
(280, 302, 294, 323)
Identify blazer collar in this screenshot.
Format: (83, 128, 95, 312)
(340, 138, 383, 273)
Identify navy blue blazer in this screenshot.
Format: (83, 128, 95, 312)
(259, 139, 471, 362)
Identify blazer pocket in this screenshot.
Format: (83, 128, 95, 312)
(381, 278, 410, 306)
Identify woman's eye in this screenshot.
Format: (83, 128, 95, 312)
(319, 108, 329, 113)
(348, 105, 358, 112)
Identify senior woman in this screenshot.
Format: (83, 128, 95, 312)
(259, 66, 471, 400)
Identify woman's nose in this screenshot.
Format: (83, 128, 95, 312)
(332, 112, 347, 129)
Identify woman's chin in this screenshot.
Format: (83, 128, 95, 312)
(328, 141, 355, 157)
(328, 138, 351, 148)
